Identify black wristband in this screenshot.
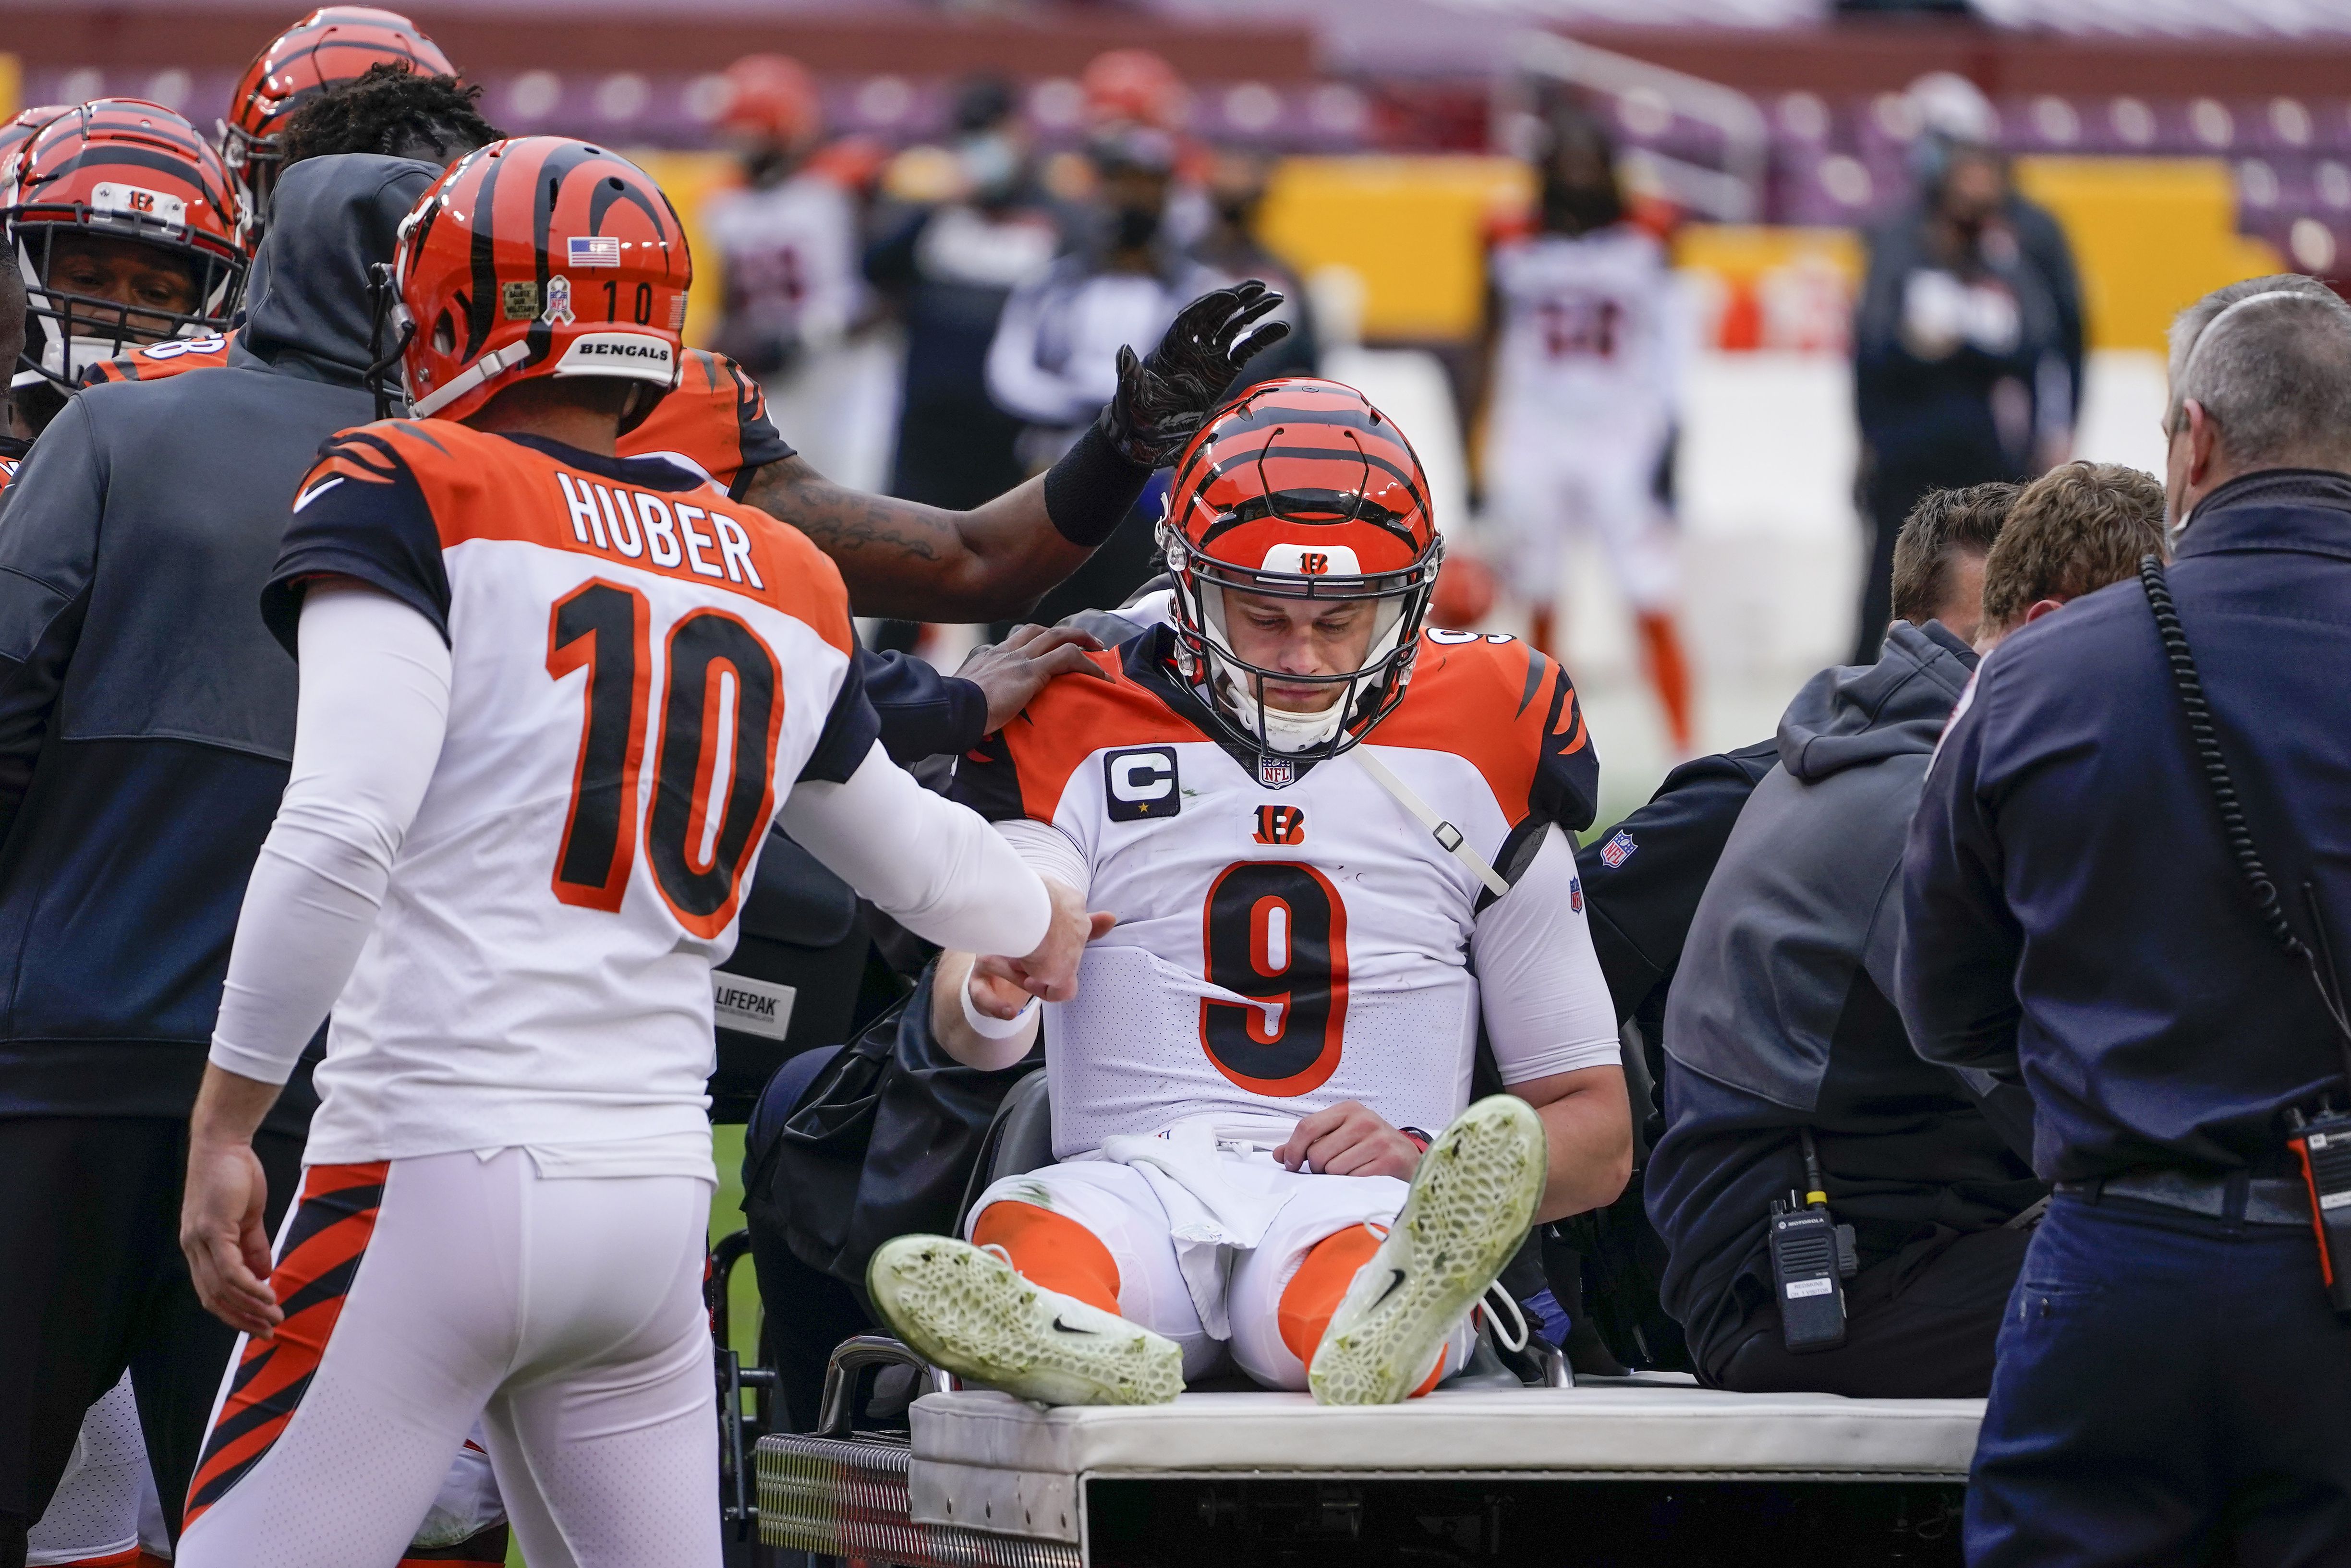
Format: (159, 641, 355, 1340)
(1043, 419, 1154, 548)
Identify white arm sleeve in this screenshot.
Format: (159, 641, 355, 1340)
(781, 741, 1053, 957)
(994, 817, 1089, 902)
(1471, 825, 1624, 1086)
(208, 585, 451, 1085)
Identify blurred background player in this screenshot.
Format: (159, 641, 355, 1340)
(867, 76, 1056, 520)
(861, 75, 1059, 655)
(1849, 71, 2082, 665)
(218, 4, 453, 230)
(986, 120, 1224, 626)
(5, 101, 247, 431)
(1189, 145, 1318, 387)
(703, 53, 876, 487)
(1478, 106, 1694, 757)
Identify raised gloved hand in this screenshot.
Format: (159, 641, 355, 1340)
(1098, 280, 1291, 468)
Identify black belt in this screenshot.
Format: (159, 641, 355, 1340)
(2054, 1170, 2311, 1226)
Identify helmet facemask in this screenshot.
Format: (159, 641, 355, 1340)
(12, 213, 245, 389)
(1163, 519, 1442, 761)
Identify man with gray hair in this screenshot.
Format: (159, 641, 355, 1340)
(1900, 275, 2351, 1562)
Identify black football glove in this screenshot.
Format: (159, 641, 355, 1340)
(1097, 280, 1292, 468)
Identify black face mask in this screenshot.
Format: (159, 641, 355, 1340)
(741, 145, 790, 188)
(1113, 205, 1162, 252)
(1542, 181, 1621, 237)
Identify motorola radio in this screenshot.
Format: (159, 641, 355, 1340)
(1769, 1128, 1859, 1353)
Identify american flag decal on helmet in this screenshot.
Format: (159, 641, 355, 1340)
(567, 235, 621, 267)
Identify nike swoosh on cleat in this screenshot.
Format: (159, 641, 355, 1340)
(1369, 1269, 1406, 1311)
(1053, 1315, 1102, 1336)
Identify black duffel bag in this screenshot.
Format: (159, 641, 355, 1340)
(743, 965, 1041, 1300)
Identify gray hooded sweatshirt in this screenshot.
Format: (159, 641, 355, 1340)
(1644, 619, 2044, 1368)
(0, 156, 440, 1129)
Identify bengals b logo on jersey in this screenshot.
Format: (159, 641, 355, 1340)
(1253, 805, 1306, 845)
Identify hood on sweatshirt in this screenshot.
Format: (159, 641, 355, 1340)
(234, 154, 443, 386)
(1776, 618, 1978, 784)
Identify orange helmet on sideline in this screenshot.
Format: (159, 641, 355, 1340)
(224, 6, 455, 208)
(717, 54, 822, 149)
(1081, 48, 1186, 132)
(6, 100, 249, 388)
(1158, 377, 1443, 762)
(391, 136, 690, 422)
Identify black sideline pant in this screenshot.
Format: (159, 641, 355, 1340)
(0, 1116, 302, 1566)
(1706, 1223, 2032, 1399)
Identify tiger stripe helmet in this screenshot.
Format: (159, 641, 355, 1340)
(224, 6, 454, 209)
(0, 107, 70, 208)
(1158, 377, 1444, 760)
(6, 100, 250, 389)
(392, 136, 690, 422)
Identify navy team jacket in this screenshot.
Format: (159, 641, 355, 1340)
(1901, 470, 2351, 1183)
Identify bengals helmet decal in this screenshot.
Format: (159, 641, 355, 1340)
(6, 100, 249, 389)
(392, 136, 690, 422)
(1158, 377, 1444, 763)
(224, 6, 454, 210)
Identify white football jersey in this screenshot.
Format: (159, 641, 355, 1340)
(703, 172, 861, 349)
(1488, 225, 1677, 427)
(265, 421, 868, 1163)
(955, 626, 1602, 1157)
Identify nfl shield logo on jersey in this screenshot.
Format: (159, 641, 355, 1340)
(1600, 828, 1638, 868)
(1256, 755, 1296, 788)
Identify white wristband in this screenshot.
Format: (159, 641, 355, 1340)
(960, 971, 1042, 1040)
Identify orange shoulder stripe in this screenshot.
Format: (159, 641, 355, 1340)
(1371, 632, 1586, 828)
(998, 652, 1212, 822)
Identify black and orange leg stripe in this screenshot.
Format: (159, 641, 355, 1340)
(182, 1162, 389, 1529)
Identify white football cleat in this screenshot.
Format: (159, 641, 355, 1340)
(1308, 1095, 1547, 1406)
(867, 1234, 1183, 1407)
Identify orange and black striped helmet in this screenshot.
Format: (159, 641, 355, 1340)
(1158, 377, 1444, 762)
(224, 6, 454, 208)
(5, 99, 250, 389)
(392, 136, 690, 422)
(0, 107, 70, 208)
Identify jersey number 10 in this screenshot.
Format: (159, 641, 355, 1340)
(545, 579, 784, 937)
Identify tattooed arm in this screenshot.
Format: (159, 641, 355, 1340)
(742, 283, 1290, 624)
(738, 457, 1093, 623)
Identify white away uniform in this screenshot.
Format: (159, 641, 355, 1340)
(1483, 225, 1684, 610)
(702, 172, 878, 483)
(950, 625, 1620, 1386)
(178, 422, 1048, 1568)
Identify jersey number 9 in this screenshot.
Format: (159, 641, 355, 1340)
(545, 579, 784, 937)
(1199, 862, 1351, 1097)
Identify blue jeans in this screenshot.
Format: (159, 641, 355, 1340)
(1968, 1191, 2351, 1567)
